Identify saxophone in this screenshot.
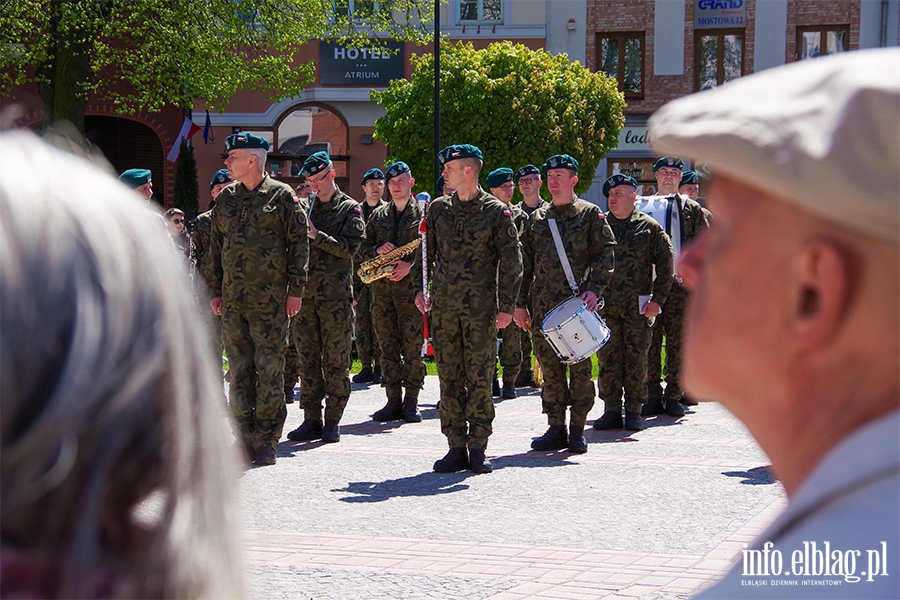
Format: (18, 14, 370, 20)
(357, 238, 421, 284)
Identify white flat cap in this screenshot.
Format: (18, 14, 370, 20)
(649, 48, 900, 244)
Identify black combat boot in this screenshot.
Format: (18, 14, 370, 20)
(641, 396, 665, 416)
(372, 365, 382, 384)
(530, 425, 568, 450)
(593, 410, 623, 430)
(681, 394, 699, 406)
(253, 445, 276, 466)
(433, 448, 469, 472)
(372, 396, 403, 421)
(624, 411, 643, 431)
(514, 370, 533, 388)
(568, 417, 588, 453)
(284, 387, 295, 404)
(287, 409, 323, 441)
(664, 394, 685, 417)
(321, 419, 341, 443)
(402, 395, 422, 423)
(469, 449, 493, 474)
(352, 366, 374, 383)
(501, 380, 517, 399)
(492, 377, 501, 397)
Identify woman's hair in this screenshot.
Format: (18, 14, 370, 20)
(164, 208, 185, 220)
(0, 131, 244, 599)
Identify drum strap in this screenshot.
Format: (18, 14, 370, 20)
(548, 219, 580, 295)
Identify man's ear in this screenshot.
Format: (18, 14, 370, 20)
(789, 240, 851, 348)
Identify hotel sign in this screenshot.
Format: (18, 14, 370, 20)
(319, 41, 405, 85)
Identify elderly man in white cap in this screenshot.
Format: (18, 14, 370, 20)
(650, 48, 899, 598)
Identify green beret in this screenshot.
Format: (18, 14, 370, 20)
(118, 168, 152, 189)
(210, 168, 232, 190)
(542, 154, 579, 174)
(653, 156, 684, 171)
(301, 151, 331, 177)
(385, 161, 410, 181)
(223, 132, 270, 152)
(360, 168, 384, 186)
(438, 144, 483, 165)
(602, 174, 638, 197)
(514, 164, 540, 183)
(679, 170, 699, 186)
(485, 167, 514, 189)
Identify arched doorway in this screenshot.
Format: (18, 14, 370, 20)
(85, 116, 166, 207)
(271, 104, 350, 190)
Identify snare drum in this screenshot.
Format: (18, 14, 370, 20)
(540, 297, 610, 364)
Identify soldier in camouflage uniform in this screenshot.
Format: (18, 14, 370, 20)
(360, 162, 426, 423)
(593, 174, 675, 432)
(643, 159, 710, 418)
(352, 168, 386, 384)
(286, 151, 365, 444)
(192, 168, 233, 375)
(207, 133, 309, 466)
(514, 155, 616, 453)
(512, 165, 550, 388)
(415, 144, 522, 474)
(486, 167, 524, 400)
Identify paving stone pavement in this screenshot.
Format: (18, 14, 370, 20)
(238, 376, 787, 599)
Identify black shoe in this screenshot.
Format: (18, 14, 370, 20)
(286, 419, 323, 441)
(641, 396, 665, 416)
(253, 445, 276, 466)
(433, 448, 469, 472)
(530, 425, 568, 450)
(624, 411, 643, 431)
(352, 366, 374, 383)
(372, 366, 382, 384)
(681, 394, 699, 406)
(514, 370, 534, 388)
(284, 388, 295, 404)
(501, 380, 517, 399)
(492, 378, 501, 397)
(593, 411, 623, 430)
(402, 396, 422, 423)
(321, 419, 340, 443)
(469, 449, 493, 474)
(664, 395, 686, 417)
(372, 397, 403, 421)
(568, 430, 588, 453)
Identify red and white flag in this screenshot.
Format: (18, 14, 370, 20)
(166, 117, 202, 162)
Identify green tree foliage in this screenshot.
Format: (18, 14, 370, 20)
(1, 0, 434, 133)
(372, 41, 626, 195)
(174, 140, 199, 215)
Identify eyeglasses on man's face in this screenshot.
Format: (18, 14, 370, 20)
(518, 177, 540, 185)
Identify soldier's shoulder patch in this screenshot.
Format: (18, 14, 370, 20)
(297, 212, 307, 226)
(292, 195, 300, 203)
(598, 212, 605, 219)
(502, 208, 511, 217)
(507, 224, 518, 238)
(352, 205, 362, 214)
(353, 219, 364, 232)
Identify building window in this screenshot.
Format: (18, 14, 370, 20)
(797, 25, 849, 59)
(458, 0, 502, 23)
(596, 33, 644, 99)
(333, 0, 381, 19)
(695, 29, 744, 91)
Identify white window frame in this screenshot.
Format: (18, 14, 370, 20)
(457, 0, 503, 24)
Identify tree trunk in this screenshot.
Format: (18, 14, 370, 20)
(37, 2, 93, 135)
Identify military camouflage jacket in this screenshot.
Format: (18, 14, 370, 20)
(353, 199, 387, 297)
(359, 198, 424, 298)
(602, 207, 675, 310)
(518, 197, 616, 320)
(298, 187, 365, 301)
(191, 209, 212, 287)
(680, 196, 709, 244)
(519, 198, 549, 218)
(426, 187, 523, 314)
(207, 175, 309, 305)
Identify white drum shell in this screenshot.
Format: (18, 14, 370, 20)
(540, 297, 610, 364)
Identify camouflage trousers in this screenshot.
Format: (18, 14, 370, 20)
(431, 307, 497, 450)
(498, 324, 522, 380)
(648, 283, 688, 402)
(532, 321, 594, 427)
(372, 294, 426, 399)
(284, 316, 300, 398)
(294, 298, 353, 421)
(596, 303, 654, 413)
(354, 283, 380, 368)
(221, 302, 288, 451)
